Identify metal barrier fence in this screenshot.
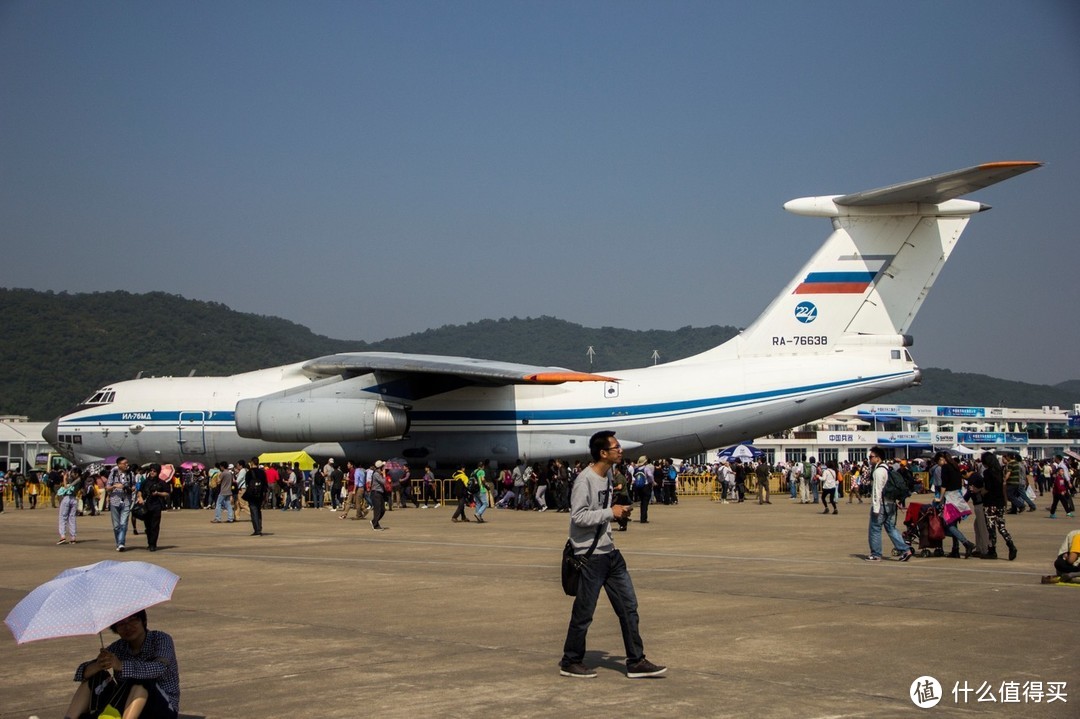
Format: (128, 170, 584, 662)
(2, 471, 934, 506)
(1, 484, 53, 504)
(325, 479, 463, 507)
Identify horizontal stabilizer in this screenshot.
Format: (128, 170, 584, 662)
(835, 161, 1042, 207)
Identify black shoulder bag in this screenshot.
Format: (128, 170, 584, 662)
(561, 524, 605, 597)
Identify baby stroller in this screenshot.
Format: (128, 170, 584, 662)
(903, 502, 946, 558)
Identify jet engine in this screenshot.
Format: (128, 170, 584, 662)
(235, 397, 409, 442)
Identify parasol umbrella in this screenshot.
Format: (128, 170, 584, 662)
(718, 444, 761, 462)
(179, 461, 205, 470)
(4, 560, 179, 645)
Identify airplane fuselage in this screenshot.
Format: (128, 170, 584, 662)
(48, 346, 917, 467)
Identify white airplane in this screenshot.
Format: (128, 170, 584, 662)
(46, 161, 1041, 467)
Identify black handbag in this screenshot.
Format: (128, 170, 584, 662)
(561, 525, 605, 597)
(131, 502, 148, 520)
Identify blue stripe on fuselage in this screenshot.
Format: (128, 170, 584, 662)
(58, 371, 913, 428)
(411, 371, 913, 423)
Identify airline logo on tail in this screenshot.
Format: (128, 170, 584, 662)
(794, 302, 818, 323)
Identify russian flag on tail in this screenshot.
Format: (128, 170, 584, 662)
(793, 271, 877, 295)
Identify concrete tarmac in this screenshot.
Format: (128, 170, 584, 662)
(1, 495, 1077, 718)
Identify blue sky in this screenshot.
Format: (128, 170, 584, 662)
(2, 1, 1078, 384)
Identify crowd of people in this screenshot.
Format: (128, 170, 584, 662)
(2, 449, 1076, 571)
(2, 450, 1076, 535)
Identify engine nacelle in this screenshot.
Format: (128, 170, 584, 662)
(235, 397, 409, 442)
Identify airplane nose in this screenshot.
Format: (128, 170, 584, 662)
(43, 417, 60, 447)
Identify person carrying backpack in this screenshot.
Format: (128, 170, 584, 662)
(12, 470, 26, 509)
(634, 457, 654, 524)
(865, 447, 914, 562)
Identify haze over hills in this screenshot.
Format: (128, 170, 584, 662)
(2, 287, 1078, 421)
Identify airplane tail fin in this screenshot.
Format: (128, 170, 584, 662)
(720, 162, 1041, 358)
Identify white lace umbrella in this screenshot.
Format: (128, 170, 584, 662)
(4, 560, 179, 645)
(718, 444, 760, 462)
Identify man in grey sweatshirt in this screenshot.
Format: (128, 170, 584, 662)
(559, 430, 666, 679)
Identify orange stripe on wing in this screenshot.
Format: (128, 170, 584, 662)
(525, 372, 618, 384)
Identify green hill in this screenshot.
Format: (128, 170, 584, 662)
(2, 287, 1077, 420)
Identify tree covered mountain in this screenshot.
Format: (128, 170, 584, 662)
(2, 287, 1077, 421)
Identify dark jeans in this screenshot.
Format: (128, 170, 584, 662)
(249, 502, 263, 534)
(143, 510, 162, 549)
(1008, 485, 1036, 511)
(561, 549, 644, 668)
(452, 492, 469, 520)
(370, 491, 386, 528)
(638, 486, 651, 523)
(821, 487, 836, 510)
(1055, 553, 1080, 576)
(1049, 492, 1075, 515)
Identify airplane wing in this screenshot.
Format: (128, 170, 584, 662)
(835, 161, 1042, 206)
(301, 352, 617, 386)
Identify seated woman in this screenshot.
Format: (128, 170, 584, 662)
(1044, 530, 1080, 584)
(66, 610, 179, 719)
(495, 489, 516, 508)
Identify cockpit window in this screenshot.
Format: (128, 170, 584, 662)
(81, 389, 116, 405)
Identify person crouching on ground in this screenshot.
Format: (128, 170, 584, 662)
(1043, 530, 1080, 584)
(65, 609, 179, 719)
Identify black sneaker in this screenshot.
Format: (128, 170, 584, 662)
(626, 659, 667, 678)
(559, 663, 597, 678)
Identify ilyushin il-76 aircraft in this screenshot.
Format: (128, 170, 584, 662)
(46, 162, 1041, 467)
